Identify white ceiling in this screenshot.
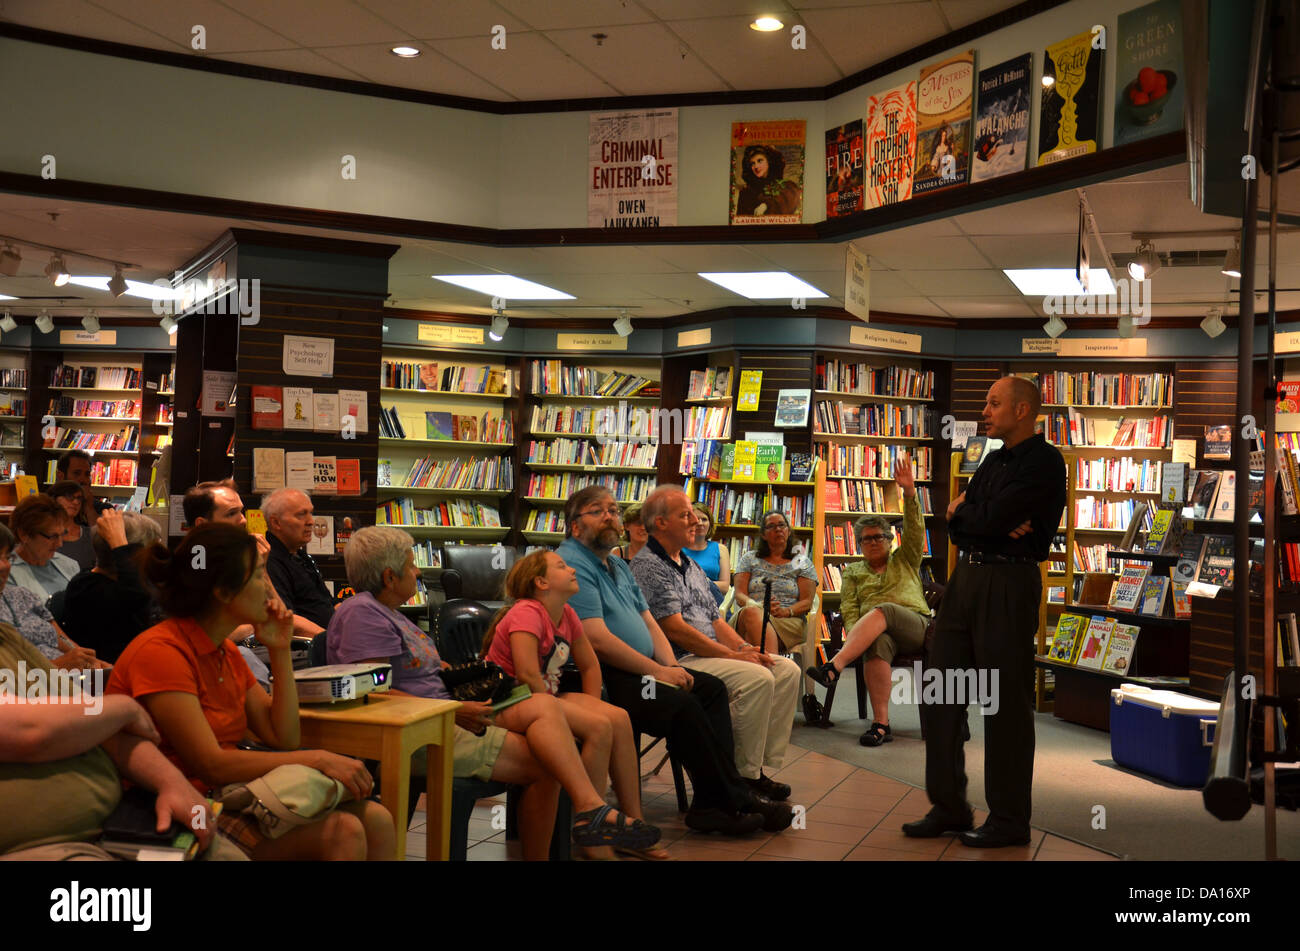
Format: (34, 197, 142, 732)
(1, 164, 1294, 325)
(0, 0, 1024, 101)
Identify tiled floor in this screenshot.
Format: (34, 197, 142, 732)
(401, 744, 1120, 861)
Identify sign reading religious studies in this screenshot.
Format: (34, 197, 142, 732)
(589, 109, 678, 228)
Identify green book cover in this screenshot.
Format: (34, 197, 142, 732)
(491, 684, 532, 713)
(753, 444, 786, 483)
(719, 443, 736, 480)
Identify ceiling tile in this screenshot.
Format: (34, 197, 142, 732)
(546, 23, 729, 96)
(638, 0, 772, 18)
(935, 295, 1036, 317)
(907, 268, 1015, 295)
(802, 4, 947, 77)
(869, 296, 948, 316)
(430, 32, 620, 100)
(354, 0, 526, 39)
(936, 0, 1024, 31)
(491, 0, 653, 30)
(217, 0, 407, 47)
(90, 0, 294, 52)
(669, 15, 842, 89)
(216, 47, 370, 80)
(971, 234, 1079, 269)
(855, 233, 988, 269)
(0, 0, 188, 49)
(313, 43, 512, 97)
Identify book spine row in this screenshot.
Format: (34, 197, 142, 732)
(48, 366, 141, 389)
(1039, 371, 1172, 407)
(402, 455, 513, 491)
(814, 444, 933, 481)
(376, 498, 502, 527)
(823, 523, 861, 556)
(412, 540, 442, 569)
(525, 438, 656, 468)
(525, 510, 566, 533)
(1074, 496, 1141, 530)
(684, 405, 731, 439)
(828, 480, 933, 514)
(530, 404, 658, 439)
(690, 484, 815, 529)
(814, 359, 935, 400)
(1075, 457, 1162, 493)
(0, 369, 27, 387)
(526, 472, 654, 501)
(530, 360, 602, 396)
(686, 367, 733, 400)
(46, 398, 140, 418)
(0, 397, 25, 416)
(813, 401, 932, 437)
(594, 371, 656, 398)
(46, 425, 139, 452)
(822, 563, 842, 592)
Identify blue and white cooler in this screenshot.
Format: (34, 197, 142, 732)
(1109, 684, 1220, 787)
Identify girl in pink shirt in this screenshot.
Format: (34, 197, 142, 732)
(485, 551, 666, 860)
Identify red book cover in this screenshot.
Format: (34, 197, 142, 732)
(825, 480, 843, 510)
(251, 386, 284, 430)
(336, 459, 361, 496)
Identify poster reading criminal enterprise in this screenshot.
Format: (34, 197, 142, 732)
(589, 109, 678, 228)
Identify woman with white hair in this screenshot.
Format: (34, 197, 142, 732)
(328, 526, 661, 860)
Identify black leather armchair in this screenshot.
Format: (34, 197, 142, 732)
(440, 544, 517, 613)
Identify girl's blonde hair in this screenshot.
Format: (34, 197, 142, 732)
(480, 550, 553, 656)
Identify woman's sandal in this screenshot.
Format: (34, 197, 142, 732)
(571, 804, 662, 850)
(615, 845, 673, 861)
(859, 722, 893, 747)
(806, 661, 840, 689)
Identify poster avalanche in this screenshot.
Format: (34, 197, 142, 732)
(970, 53, 1032, 183)
(865, 82, 917, 209)
(588, 109, 678, 228)
(825, 120, 864, 217)
(912, 51, 975, 196)
(1114, 0, 1184, 146)
(729, 120, 806, 225)
(1038, 30, 1103, 165)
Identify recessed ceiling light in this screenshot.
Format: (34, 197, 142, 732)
(751, 16, 783, 31)
(697, 271, 828, 300)
(390, 46, 421, 57)
(433, 275, 575, 300)
(1003, 268, 1116, 297)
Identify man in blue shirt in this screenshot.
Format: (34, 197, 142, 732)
(559, 485, 773, 836)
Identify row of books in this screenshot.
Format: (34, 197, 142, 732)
(156, 403, 173, 423)
(528, 360, 658, 398)
(1072, 542, 1122, 574)
(1036, 371, 1173, 408)
(0, 368, 27, 387)
(250, 450, 362, 496)
(1075, 496, 1143, 531)
(1276, 433, 1300, 515)
(376, 498, 503, 528)
(1106, 566, 1191, 617)
(44, 425, 139, 452)
(813, 401, 931, 438)
(525, 438, 657, 469)
(412, 540, 443, 569)
(156, 372, 173, 393)
(814, 359, 934, 400)
(822, 522, 932, 557)
(249, 387, 369, 434)
(530, 404, 657, 440)
(382, 454, 514, 491)
(683, 405, 731, 440)
(815, 444, 933, 481)
(46, 398, 140, 419)
(525, 472, 654, 502)
(48, 366, 142, 389)
(679, 441, 808, 482)
(402, 577, 430, 608)
(1047, 614, 1142, 674)
(1074, 456, 1162, 494)
(1039, 408, 1172, 448)
(822, 563, 843, 592)
(42, 458, 138, 487)
(686, 367, 733, 400)
(690, 484, 815, 529)
(424, 411, 513, 443)
(1276, 613, 1300, 666)
(825, 480, 933, 514)
(525, 510, 566, 534)
(1280, 543, 1300, 586)
(380, 361, 510, 395)
(0, 395, 26, 416)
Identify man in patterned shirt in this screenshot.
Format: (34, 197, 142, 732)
(630, 485, 799, 819)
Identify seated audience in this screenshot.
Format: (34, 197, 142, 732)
(484, 550, 667, 859)
(48, 480, 95, 572)
(62, 509, 163, 664)
(0, 522, 107, 670)
(107, 523, 395, 861)
(0, 622, 242, 861)
(681, 503, 730, 605)
(611, 502, 647, 561)
(557, 485, 777, 836)
(55, 448, 105, 531)
(733, 509, 823, 722)
(630, 486, 797, 813)
(262, 488, 335, 635)
(8, 495, 80, 602)
(806, 456, 930, 747)
(329, 526, 661, 859)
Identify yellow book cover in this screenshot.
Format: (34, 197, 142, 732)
(732, 441, 758, 481)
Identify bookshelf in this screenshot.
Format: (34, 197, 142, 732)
(522, 357, 662, 549)
(0, 349, 28, 481)
(684, 464, 820, 570)
(376, 349, 516, 552)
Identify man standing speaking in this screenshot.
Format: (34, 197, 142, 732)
(907, 375, 1065, 848)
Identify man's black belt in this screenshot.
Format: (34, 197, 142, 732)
(958, 550, 1038, 565)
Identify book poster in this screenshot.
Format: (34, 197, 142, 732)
(729, 120, 806, 225)
(825, 119, 864, 217)
(970, 53, 1032, 183)
(1038, 31, 1103, 165)
(1114, 0, 1184, 146)
(913, 51, 975, 195)
(588, 108, 678, 228)
(865, 82, 917, 209)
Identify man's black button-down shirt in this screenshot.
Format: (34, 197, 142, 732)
(266, 531, 335, 629)
(948, 433, 1067, 562)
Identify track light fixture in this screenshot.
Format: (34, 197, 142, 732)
(160, 314, 178, 334)
(488, 311, 509, 341)
(613, 310, 633, 337)
(0, 243, 20, 277)
(107, 266, 128, 298)
(1127, 240, 1160, 282)
(1221, 240, 1241, 278)
(45, 253, 70, 287)
(1042, 315, 1067, 338)
(0, 310, 14, 333)
(82, 310, 100, 334)
(1201, 308, 1226, 338)
(35, 309, 54, 333)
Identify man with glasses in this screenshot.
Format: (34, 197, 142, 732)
(807, 456, 929, 748)
(558, 485, 768, 836)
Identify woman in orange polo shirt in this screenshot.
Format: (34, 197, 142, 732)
(107, 523, 394, 861)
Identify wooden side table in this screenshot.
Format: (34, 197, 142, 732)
(298, 693, 459, 860)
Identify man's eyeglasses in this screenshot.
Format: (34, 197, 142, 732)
(763, 522, 790, 532)
(858, 533, 889, 545)
(578, 505, 622, 520)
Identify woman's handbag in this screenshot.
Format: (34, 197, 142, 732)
(439, 660, 515, 704)
(218, 764, 351, 839)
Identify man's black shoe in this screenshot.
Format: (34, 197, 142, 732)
(900, 813, 974, 838)
(958, 825, 1031, 848)
(746, 794, 794, 832)
(744, 774, 792, 802)
(684, 808, 764, 836)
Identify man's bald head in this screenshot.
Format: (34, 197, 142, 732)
(1002, 375, 1042, 417)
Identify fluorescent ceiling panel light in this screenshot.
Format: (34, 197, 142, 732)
(697, 271, 829, 300)
(1003, 268, 1116, 297)
(0, 294, 15, 301)
(433, 275, 574, 300)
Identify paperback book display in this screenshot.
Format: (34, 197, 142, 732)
(729, 120, 806, 225)
(1113, 0, 1185, 146)
(912, 51, 975, 195)
(1038, 30, 1103, 165)
(971, 53, 1032, 183)
(865, 82, 917, 208)
(825, 119, 865, 217)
